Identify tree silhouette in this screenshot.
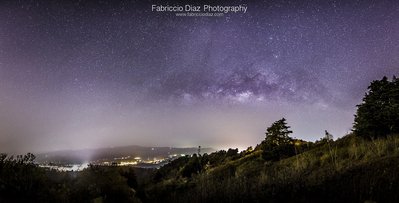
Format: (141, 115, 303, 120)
(353, 76, 399, 138)
(261, 118, 295, 161)
(264, 118, 293, 145)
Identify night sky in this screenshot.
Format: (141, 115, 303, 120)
(1, 0, 398, 153)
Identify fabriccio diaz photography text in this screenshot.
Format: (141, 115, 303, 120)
(151, 4, 248, 14)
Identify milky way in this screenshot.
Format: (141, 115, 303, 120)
(0, 0, 398, 153)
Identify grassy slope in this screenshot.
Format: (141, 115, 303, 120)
(145, 134, 399, 203)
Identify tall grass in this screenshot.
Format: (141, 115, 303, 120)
(145, 134, 399, 203)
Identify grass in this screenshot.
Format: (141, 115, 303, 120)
(144, 134, 399, 202)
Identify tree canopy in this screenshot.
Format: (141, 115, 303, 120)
(353, 76, 399, 138)
(261, 118, 295, 161)
(264, 118, 293, 146)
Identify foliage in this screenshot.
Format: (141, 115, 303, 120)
(145, 134, 399, 203)
(0, 153, 52, 202)
(354, 76, 399, 138)
(4, 134, 399, 202)
(0, 154, 142, 203)
(181, 154, 202, 178)
(260, 118, 296, 161)
(153, 156, 190, 181)
(264, 118, 293, 146)
(71, 165, 140, 203)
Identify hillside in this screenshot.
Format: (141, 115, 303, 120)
(143, 134, 399, 202)
(2, 134, 399, 202)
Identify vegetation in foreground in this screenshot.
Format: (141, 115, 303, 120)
(0, 76, 398, 203)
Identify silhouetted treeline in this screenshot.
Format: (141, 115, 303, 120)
(354, 76, 399, 138)
(0, 154, 142, 202)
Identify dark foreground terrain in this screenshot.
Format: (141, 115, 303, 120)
(2, 134, 399, 203)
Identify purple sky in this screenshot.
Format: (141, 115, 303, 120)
(0, 0, 398, 153)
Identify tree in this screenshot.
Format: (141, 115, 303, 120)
(261, 118, 295, 161)
(181, 154, 201, 178)
(264, 118, 293, 145)
(353, 76, 399, 139)
(324, 130, 333, 141)
(226, 148, 238, 157)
